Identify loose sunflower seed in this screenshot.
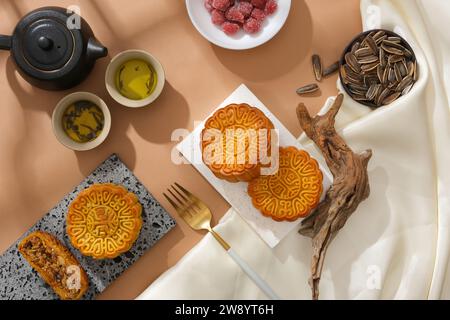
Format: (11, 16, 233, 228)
(312, 54, 323, 81)
(296, 83, 319, 95)
(323, 61, 339, 77)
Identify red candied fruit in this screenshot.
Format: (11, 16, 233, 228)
(205, 0, 213, 12)
(222, 22, 241, 35)
(251, 8, 266, 21)
(265, 0, 278, 15)
(237, 2, 254, 18)
(212, 0, 232, 11)
(211, 9, 226, 25)
(251, 0, 267, 10)
(225, 6, 245, 24)
(243, 18, 261, 34)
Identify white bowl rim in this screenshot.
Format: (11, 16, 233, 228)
(52, 92, 112, 151)
(105, 49, 166, 108)
(185, 0, 292, 50)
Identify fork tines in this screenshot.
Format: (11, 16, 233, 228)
(163, 183, 194, 212)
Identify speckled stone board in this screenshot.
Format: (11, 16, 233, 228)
(0, 154, 176, 300)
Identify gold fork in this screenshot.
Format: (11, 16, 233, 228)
(164, 183, 280, 300)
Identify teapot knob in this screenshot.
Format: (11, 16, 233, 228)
(38, 36, 53, 50)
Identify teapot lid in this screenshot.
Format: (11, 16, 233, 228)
(21, 19, 74, 71)
(11, 7, 83, 76)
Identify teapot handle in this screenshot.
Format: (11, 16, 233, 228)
(0, 35, 12, 50)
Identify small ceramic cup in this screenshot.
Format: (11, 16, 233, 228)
(52, 92, 112, 151)
(105, 50, 166, 108)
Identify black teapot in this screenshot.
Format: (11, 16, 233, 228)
(0, 6, 108, 91)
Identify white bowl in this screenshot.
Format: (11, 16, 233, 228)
(186, 0, 291, 50)
(105, 50, 166, 108)
(52, 92, 112, 151)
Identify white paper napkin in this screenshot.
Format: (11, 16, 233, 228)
(176, 84, 332, 248)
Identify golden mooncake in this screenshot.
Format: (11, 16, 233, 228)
(18, 231, 89, 300)
(248, 147, 323, 222)
(201, 103, 275, 183)
(67, 183, 143, 259)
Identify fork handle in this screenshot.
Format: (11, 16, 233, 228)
(227, 248, 281, 300)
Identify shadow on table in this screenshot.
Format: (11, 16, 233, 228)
(211, 0, 313, 82)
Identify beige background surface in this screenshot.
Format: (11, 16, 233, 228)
(0, 0, 361, 299)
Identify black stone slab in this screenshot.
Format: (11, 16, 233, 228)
(0, 154, 176, 300)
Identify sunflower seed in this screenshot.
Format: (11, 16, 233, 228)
(396, 75, 413, 92)
(373, 31, 386, 41)
(348, 83, 368, 92)
(376, 87, 391, 106)
(355, 47, 373, 58)
(352, 94, 368, 101)
(394, 63, 402, 82)
(402, 84, 414, 95)
(387, 36, 402, 43)
(361, 61, 379, 72)
(366, 83, 381, 100)
(351, 42, 360, 54)
(345, 52, 361, 73)
(382, 91, 401, 105)
(364, 74, 379, 86)
(407, 61, 415, 76)
(400, 61, 408, 77)
(388, 55, 404, 64)
(388, 67, 396, 82)
(413, 61, 418, 81)
(382, 66, 389, 84)
(381, 44, 404, 56)
(312, 54, 323, 81)
(323, 62, 339, 77)
(296, 83, 319, 95)
(379, 48, 386, 67)
(358, 55, 379, 64)
(365, 36, 379, 55)
(377, 65, 385, 83)
(375, 35, 388, 45)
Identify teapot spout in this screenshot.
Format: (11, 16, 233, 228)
(86, 37, 108, 61)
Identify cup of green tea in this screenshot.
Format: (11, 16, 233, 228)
(52, 92, 112, 151)
(105, 50, 165, 108)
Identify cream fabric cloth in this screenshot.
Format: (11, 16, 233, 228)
(137, 0, 450, 300)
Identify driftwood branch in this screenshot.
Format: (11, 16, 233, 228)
(296, 94, 372, 300)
